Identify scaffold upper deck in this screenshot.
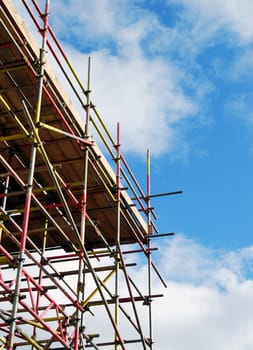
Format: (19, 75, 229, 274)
(0, 0, 147, 253)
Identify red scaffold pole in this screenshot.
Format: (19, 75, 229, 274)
(6, 1, 50, 348)
(146, 148, 153, 348)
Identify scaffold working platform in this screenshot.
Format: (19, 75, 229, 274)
(0, 1, 171, 349)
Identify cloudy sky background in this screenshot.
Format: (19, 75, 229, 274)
(12, 0, 253, 348)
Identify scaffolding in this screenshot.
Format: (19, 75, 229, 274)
(0, 1, 181, 348)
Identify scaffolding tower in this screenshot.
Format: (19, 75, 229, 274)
(0, 1, 178, 348)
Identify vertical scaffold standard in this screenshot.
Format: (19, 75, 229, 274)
(0, 0, 181, 348)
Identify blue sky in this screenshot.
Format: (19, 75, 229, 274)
(13, 0, 253, 348)
(43, 0, 253, 251)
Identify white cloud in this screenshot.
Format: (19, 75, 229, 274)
(172, 0, 253, 44)
(154, 279, 253, 350)
(158, 235, 253, 285)
(228, 93, 253, 128)
(231, 50, 253, 80)
(11, 0, 253, 159)
(13, 0, 200, 158)
(148, 235, 253, 349)
(77, 49, 197, 156)
(10, 0, 217, 158)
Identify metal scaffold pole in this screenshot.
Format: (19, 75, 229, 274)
(0, 154, 10, 243)
(6, 1, 49, 348)
(74, 57, 92, 350)
(147, 148, 153, 349)
(114, 122, 121, 349)
(31, 218, 48, 349)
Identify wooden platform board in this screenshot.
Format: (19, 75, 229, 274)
(0, 0, 147, 252)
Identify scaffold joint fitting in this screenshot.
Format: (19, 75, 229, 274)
(143, 296, 152, 306)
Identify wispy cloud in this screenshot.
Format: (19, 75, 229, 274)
(46, 0, 210, 157)
(172, 0, 253, 44)
(11, 0, 253, 158)
(228, 93, 253, 127)
(68, 48, 198, 155)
